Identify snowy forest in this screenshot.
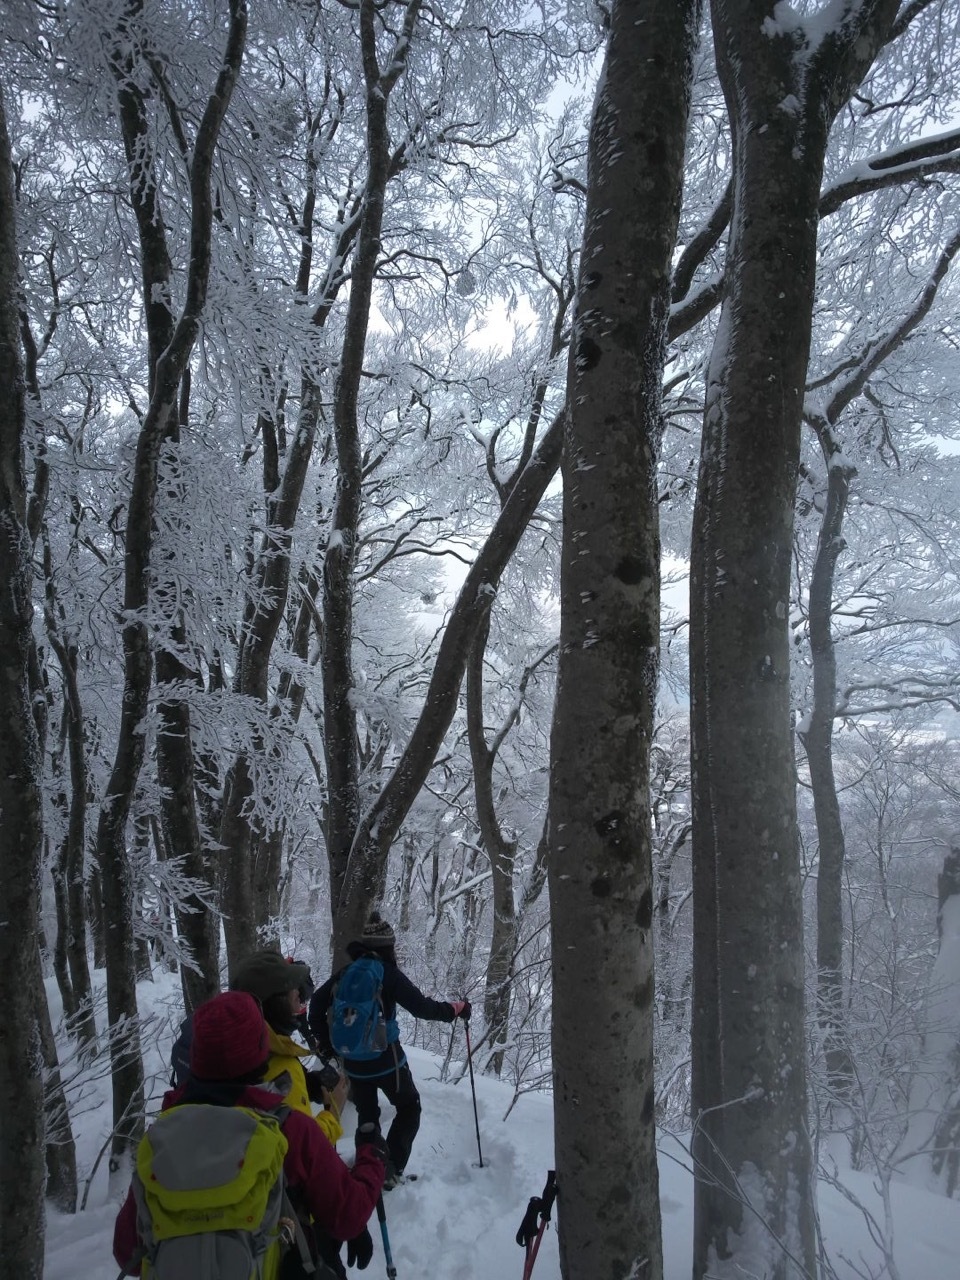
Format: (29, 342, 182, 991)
(2, 1, 960, 1278)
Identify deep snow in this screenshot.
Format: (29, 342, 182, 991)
(43, 971, 960, 1279)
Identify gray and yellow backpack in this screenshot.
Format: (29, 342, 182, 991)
(131, 1102, 315, 1279)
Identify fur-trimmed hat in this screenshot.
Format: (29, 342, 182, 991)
(358, 912, 396, 950)
(190, 991, 270, 1081)
(230, 949, 311, 1003)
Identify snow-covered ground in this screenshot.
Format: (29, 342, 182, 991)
(44, 972, 960, 1279)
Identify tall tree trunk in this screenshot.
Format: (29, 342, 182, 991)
(52, 852, 77, 1022)
(109, 19, 222, 1012)
(155, 667, 221, 1008)
(689, 4, 899, 1275)
(802, 455, 856, 1100)
(469, 623, 557, 1075)
(36, 943, 78, 1215)
(87, 865, 107, 971)
(0, 80, 47, 1280)
(322, 0, 425, 949)
(220, 378, 322, 967)
(154, 403, 220, 1009)
(43, 533, 97, 1045)
(97, 0, 247, 1176)
(324, 10, 577, 961)
(467, 617, 518, 1076)
(547, 3, 699, 1276)
(218, 130, 347, 967)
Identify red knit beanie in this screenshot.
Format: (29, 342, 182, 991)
(190, 991, 270, 1081)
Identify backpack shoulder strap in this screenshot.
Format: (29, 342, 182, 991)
(267, 1104, 315, 1276)
(280, 1184, 316, 1275)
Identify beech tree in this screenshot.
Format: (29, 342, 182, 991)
(547, 1, 700, 1275)
(92, 0, 248, 1173)
(687, 4, 928, 1276)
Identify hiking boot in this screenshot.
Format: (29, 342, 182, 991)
(382, 1161, 402, 1191)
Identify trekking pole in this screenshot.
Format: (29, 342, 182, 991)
(376, 1193, 397, 1280)
(516, 1170, 557, 1280)
(463, 1019, 484, 1168)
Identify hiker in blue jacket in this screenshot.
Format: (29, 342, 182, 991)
(309, 913, 470, 1187)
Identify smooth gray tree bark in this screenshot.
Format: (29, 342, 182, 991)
(547, 2, 700, 1276)
(689, 3, 903, 1276)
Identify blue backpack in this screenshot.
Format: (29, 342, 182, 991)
(328, 957, 397, 1061)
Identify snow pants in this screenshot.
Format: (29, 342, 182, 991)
(349, 1061, 422, 1175)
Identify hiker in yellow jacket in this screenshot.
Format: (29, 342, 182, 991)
(230, 949, 349, 1146)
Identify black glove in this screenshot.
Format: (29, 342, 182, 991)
(305, 1060, 342, 1104)
(355, 1123, 390, 1165)
(304, 1069, 325, 1105)
(346, 1226, 373, 1270)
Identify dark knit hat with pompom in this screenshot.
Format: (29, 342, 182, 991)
(359, 912, 396, 950)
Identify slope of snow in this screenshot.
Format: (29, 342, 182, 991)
(43, 971, 960, 1279)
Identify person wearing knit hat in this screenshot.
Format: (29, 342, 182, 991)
(358, 915, 396, 951)
(230, 949, 312, 1004)
(308, 913, 471, 1188)
(113, 991, 387, 1278)
(229, 949, 350, 1151)
(189, 989, 271, 1081)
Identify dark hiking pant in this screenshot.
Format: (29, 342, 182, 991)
(349, 1062, 422, 1175)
